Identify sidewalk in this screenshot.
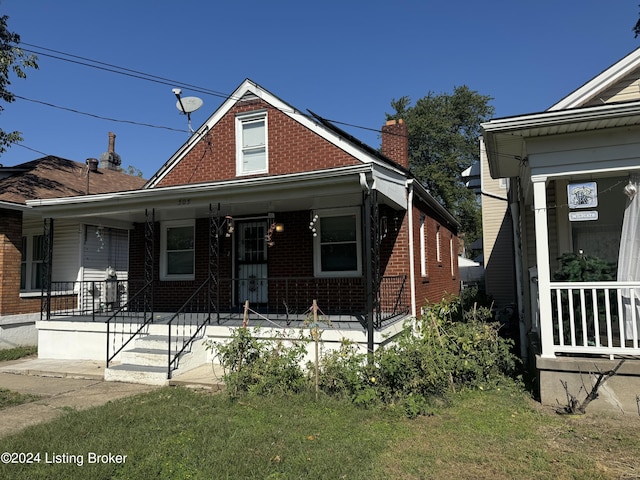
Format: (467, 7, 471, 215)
(0, 358, 225, 438)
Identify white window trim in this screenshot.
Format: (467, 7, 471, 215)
(160, 220, 195, 281)
(436, 226, 442, 264)
(313, 207, 362, 278)
(235, 110, 268, 176)
(20, 231, 44, 292)
(449, 235, 455, 276)
(419, 215, 427, 277)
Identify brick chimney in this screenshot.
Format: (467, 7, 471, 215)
(381, 119, 408, 168)
(99, 132, 122, 171)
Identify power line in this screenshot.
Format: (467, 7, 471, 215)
(19, 42, 390, 137)
(20, 43, 233, 100)
(14, 95, 189, 133)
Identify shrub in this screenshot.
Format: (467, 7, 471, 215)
(206, 327, 309, 396)
(208, 292, 520, 417)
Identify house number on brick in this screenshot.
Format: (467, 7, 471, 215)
(178, 198, 191, 206)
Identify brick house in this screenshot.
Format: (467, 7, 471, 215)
(29, 80, 460, 384)
(0, 150, 145, 348)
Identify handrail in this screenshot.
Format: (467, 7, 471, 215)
(106, 280, 154, 368)
(167, 278, 213, 379)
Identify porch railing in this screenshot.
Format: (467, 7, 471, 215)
(167, 278, 213, 379)
(46, 280, 130, 321)
(106, 281, 154, 368)
(548, 281, 640, 357)
(377, 274, 410, 328)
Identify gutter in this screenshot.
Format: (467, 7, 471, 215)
(407, 179, 460, 232)
(27, 164, 372, 213)
(482, 100, 640, 134)
(0, 200, 30, 212)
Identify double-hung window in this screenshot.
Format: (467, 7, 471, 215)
(20, 234, 45, 291)
(314, 208, 361, 277)
(161, 221, 195, 280)
(236, 111, 268, 175)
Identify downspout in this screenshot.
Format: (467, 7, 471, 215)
(509, 200, 528, 361)
(406, 180, 417, 318)
(360, 172, 375, 355)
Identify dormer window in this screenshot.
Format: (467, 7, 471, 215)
(236, 111, 268, 175)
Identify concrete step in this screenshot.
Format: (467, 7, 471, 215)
(135, 334, 188, 350)
(120, 347, 167, 367)
(104, 364, 169, 386)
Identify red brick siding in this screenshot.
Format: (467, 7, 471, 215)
(157, 100, 362, 187)
(411, 200, 460, 310)
(0, 209, 41, 315)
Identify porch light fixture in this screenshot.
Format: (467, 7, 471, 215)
(266, 222, 284, 247)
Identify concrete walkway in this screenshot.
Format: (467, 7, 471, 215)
(0, 358, 225, 438)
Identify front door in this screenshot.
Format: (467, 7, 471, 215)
(236, 220, 268, 305)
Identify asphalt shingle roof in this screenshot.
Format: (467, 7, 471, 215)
(0, 156, 146, 205)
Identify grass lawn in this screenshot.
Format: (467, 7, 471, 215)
(0, 383, 638, 479)
(0, 346, 37, 362)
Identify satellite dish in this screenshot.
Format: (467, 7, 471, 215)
(172, 88, 203, 133)
(175, 96, 203, 114)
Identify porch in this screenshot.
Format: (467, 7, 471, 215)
(37, 275, 411, 385)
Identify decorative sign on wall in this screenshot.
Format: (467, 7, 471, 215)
(568, 182, 598, 209)
(569, 211, 599, 222)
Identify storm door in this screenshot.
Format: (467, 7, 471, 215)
(236, 220, 268, 305)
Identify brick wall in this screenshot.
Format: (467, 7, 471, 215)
(411, 200, 460, 311)
(0, 209, 40, 315)
(157, 99, 362, 187)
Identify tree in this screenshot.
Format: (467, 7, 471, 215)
(0, 15, 38, 156)
(387, 86, 494, 246)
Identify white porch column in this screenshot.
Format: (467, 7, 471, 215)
(532, 177, 555, 358)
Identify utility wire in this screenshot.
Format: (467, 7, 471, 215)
(19, 41, 391, 137)
(14, 95, 189, 133)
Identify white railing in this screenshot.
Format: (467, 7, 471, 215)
(546, 281, 640, 357)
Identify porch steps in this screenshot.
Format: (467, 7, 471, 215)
(104, 334, 207, 386)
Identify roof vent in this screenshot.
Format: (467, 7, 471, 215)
(86, 157, 99, 172)
(99, 132, 122, 171)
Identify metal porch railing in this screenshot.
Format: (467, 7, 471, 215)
(106, 281, 154, 368)
(167, 278, 214, 379)
(45, 280, 130, 321)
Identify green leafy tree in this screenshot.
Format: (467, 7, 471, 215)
(0, 15, 38, 156)
(387, 86, 494, 245)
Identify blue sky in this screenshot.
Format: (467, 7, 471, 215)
(1, 1, 639, 178)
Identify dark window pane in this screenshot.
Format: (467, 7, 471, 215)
(167, 251, 194, 275)
(321, 244, 357, 271)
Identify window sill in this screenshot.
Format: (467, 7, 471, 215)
(20, 290, 75, 298)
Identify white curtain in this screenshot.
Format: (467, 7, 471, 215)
(617, 173, 640, 339)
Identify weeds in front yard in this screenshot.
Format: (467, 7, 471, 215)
(0, 389, 40, 409)
(207, 293, 519, 418)
(0, 346, 37, 362)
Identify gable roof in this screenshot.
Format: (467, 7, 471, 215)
(550, 47, 640, 111)
(145, 79, 407, 188)
(0, 156, 146, 206)
(482, 47, 640, 179)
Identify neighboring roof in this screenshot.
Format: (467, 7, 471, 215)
(549, 46, 640, 111)
(145, 79, 408, 188)
(0, 156, 146, 205)
(482, 47, 640, 179)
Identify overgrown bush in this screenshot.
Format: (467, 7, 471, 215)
(208, 292, 520, 418)
(205, 327, 309, 396)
